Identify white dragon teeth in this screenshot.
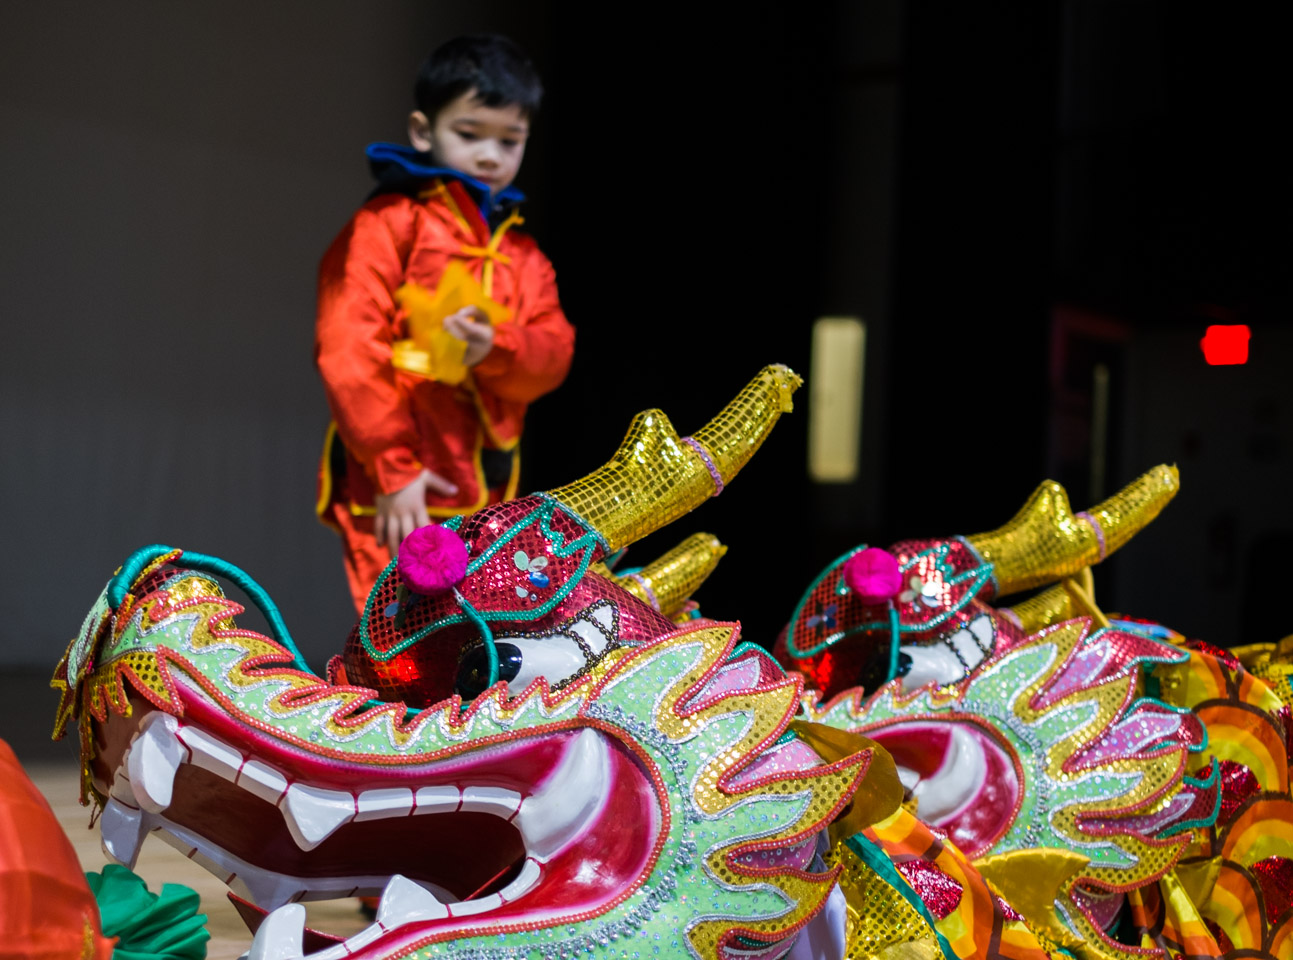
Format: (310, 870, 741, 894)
(356, 787, 414, 822)
(177, 724, 243, 780)
(513, 728, 609, 862)
(947, 628, 987, 674)
(899, 642, 965, 690)
(969, 613, 994, 649)
(126, 712, 185, 814)
(910, 724, 986, 823)
(281, 783, 356, 851)
(238, 760, 289, 806)
(895, 766, 921, 791)
(569, 601, 616, 655)
(413, 785, 460, 813)
(246, 903, 305, 960)
(103, 720, 616, 918)
(100, 797, 148, 870)
(900, 614, 997, 692)
(376, 874, 449, 926)
(447, 893, 503, 917)
(459, 786, 522, 818)
(499, 858, 541, 902)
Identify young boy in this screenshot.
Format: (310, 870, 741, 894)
(316, 35, 575, 613)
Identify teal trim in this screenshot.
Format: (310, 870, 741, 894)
(786, 543, 993, 659)
(1143, 673, 1162, 701)
(458, 593, 500, 689)
(108, 545, 312, 675)
(842, 834, 957, 960)
(1110, 618, 1176, 641)
(955, 536, 998, 596)
(359, 497, 608, 662)
(1126, 696, 1193, 716)
(359, 559, 401, 639)
(783, 545, 864, 658)
(729, 641, 786, 676)
(1126, 696, 1210, 754)
(1161, 759, 1221, 837)
(886, 604, 901, 682)
(108, 545, 176, 608)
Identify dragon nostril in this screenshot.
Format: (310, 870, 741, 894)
(456, 642, 523, 698)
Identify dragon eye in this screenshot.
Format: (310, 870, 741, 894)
(856, 649, 912, 692)
(455, 642, 523, 699)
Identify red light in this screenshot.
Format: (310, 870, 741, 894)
(1200, 324, 1250, 365)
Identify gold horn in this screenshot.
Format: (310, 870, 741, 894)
(968, 464, 1179, 597)
(1007, 568, 1111, 634)
(594, 532, 728, 620)
(547, 365, 801, 552)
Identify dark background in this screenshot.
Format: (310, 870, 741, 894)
(2, 1, 1288, 756)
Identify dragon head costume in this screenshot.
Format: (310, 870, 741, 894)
(777, 468, 1293, 960)
(51, 367, 907, 960)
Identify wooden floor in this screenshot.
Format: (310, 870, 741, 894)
(28, 764, 372, 960)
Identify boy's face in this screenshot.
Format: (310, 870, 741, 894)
(409, 90, 529, 197)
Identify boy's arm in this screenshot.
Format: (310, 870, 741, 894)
(315, 203, 424, 495)
(470, 248, 575, 402)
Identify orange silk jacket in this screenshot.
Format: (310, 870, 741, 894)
(316, 151, 574, 522)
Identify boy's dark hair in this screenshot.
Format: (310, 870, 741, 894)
(415, 35, 543, 120)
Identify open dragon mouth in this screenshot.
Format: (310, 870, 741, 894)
(92, 685, 661, 958)
(845, 719, 1020, 858)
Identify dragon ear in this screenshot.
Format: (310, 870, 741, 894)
(594, 532, 728, 619)
(545, 365, 801, 554)
(968, 464, 1180, 598)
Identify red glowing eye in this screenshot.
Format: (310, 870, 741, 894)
(1200, 324, 1250, 365)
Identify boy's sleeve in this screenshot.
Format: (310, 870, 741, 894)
(471, 246, 575, 402)
(315, 202, 424, 495)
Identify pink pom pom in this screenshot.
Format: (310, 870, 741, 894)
(843, 547, 902, 604)
(398, 524, 469, 595)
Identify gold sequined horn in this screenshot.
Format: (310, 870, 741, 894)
(594, 533, 728, 620)
(1006, 582, 1078, 634)
(547, 365, 801, 553)
(968, 464, 1180, 597)
(1007, 568, 1110, 633)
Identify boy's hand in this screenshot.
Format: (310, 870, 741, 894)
(374, 468, 459, 556)
(443, 307, 495, 366)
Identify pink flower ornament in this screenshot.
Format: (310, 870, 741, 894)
(398, 524, 469, 595)
(843, 547, 903, 605)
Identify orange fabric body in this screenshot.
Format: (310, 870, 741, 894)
(328, 486, 506, 613)
(316, 176, 574, 606)
(0, 738, 114, 960)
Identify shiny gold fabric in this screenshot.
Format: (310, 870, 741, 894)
(825, 839, 939, 960)
(1233, 640, 1293, 707)
(547, 365, 801, 552)
(974, 849, 1089, 948)
(968, 464, 1179, 596)
(789, 721, 904, 843)
(650, 624, 863, 956)
(594, 532, 727, 618)
(1007, 583, 1078, 633)
(1008, 570, 1111, 633)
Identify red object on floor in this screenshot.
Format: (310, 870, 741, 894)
(0, 737, 115, 960)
